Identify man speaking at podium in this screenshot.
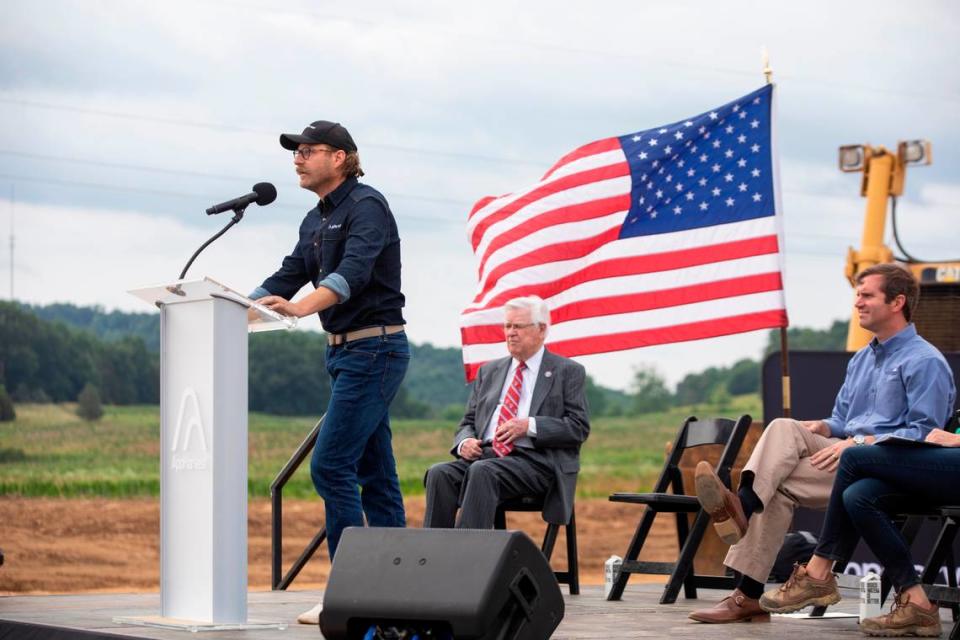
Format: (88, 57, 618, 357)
(250, 120, 408, 622)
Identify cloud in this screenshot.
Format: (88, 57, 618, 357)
(2, 0, 959, 391)
(1, 198, 286, 307)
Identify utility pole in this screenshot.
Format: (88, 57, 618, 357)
(8, 184, 13, 300)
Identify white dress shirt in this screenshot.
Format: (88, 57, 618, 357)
(457, 347, 544, 455)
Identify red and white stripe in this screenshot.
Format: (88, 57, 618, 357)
(460, 137, 787, 381)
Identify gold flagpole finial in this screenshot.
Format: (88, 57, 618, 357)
(762, 46, 773, 84)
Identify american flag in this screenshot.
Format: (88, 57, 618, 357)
(459, 84, 788, 381)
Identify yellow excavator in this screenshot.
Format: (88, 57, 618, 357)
(839, 140, 960, 352)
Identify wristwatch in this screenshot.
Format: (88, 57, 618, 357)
(853, 434, 867, 446)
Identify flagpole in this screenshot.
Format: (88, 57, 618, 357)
(762, 47, 792, 418)
(762, 47, 773, 86)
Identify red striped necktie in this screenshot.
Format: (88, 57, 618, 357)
(492, 361, 526, 458)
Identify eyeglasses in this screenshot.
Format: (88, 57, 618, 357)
(503, 322, 537, 331)
(293, 147, 339, 160)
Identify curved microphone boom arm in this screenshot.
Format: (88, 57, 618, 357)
(178, 207, 247, 281)
(167, 182, 277, 295)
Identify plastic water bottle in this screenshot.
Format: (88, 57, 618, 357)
(604, 555, 623, 598)
(859, 572, 882, 622)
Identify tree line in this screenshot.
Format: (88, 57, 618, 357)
(629, 320, 848, 413)
(2, 302, 158, 405)
(2, 302, 602, 417)
(1, 302, 847, 417)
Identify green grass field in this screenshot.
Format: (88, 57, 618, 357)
(0, 396, 760, 499)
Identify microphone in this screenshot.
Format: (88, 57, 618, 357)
(176, 182, 277, 281)
(206, 182, 277, 215)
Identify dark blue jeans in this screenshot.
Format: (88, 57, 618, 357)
(814, 444, 960, 589)
(310, 332, 410, 558)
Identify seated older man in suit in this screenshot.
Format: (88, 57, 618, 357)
(423, 295, 589, 529)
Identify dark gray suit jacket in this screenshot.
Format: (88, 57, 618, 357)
(451, 349, 590, 524)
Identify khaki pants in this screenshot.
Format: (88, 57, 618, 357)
(724, 418, 840, 583)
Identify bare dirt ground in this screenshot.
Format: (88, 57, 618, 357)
(0, 496, 734, 595)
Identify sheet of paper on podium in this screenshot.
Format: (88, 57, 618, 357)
(128, 276, 297, 333)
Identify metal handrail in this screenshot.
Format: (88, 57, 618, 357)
(270, 414, 326, 590)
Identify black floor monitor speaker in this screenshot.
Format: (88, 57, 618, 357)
(320, 527, 564, 640)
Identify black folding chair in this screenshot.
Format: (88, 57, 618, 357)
(857, 506, 960, 637)
(918, 507, 960, 640)
(495, 496, 579, 595)
(606, 414, 753, 603)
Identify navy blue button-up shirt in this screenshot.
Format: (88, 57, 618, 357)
(253, 177, 405, 335)
(823, 324, 956, 441)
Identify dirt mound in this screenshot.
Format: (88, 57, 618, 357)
(0, 497, 728, 594)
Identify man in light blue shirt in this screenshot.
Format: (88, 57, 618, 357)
(822, 322, 953, 443)
(689, 263, 955, 624)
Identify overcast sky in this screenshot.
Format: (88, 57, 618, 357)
(1, 0, 958, 390)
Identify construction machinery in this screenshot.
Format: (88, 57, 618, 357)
(839, 140, 960, 352)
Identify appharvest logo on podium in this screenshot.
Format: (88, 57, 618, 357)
(170, 387, 209, 471)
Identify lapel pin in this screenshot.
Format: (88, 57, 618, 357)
(544, 371, 552, 378)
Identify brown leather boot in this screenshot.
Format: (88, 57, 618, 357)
(861, 591, 942, 637)
(759, 562, 841, 613)
(688, 589, 771, 623)
(694, 460, 747, 545)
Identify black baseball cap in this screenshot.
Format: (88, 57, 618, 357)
(279, 120, 357, 152)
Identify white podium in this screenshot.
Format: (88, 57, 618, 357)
(122, 276, 294, 631)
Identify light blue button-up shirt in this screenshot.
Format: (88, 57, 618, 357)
(823, 324, 956, 441)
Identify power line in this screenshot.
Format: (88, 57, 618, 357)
(0, 98, 546, 168)
(0, 173, 215, 201)
(5, 91, 959, 184)
(0, 148, 481, 208)
(0, 150, 476, 208)
(0, 173, 469, 224)
(0, 97, 260, 133)
(200, 1, 960, 105)
(0, 150, 255, 182)
(780, 187, 960, 211)
(8, 185, 13, 300)
(0, 170, 869, 229)
(1, 163, 957, 234)
(4, 148, 960, 212)
(0, 170, 935, 259)
(0, 149, 956, 245)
